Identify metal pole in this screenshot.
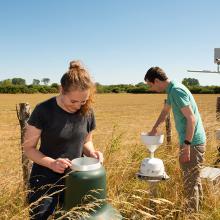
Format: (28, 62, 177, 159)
(148, 181, 158, 213)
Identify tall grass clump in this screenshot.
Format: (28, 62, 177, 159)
(103, 124, 220, 220)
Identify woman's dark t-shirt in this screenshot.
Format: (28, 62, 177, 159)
(28, 97, 96, 179)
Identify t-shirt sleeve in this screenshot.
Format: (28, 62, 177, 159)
(171, 88, 190, 109)
(87, 110, 96, 133)
(28, 104, 45, 130)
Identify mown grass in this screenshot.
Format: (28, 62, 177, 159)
(0, 93, 219, 219)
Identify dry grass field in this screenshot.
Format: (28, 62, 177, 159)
(0, 93, 219, 220)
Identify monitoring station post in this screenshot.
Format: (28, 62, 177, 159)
(187, 48, 220, 74)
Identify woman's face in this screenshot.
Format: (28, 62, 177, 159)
(61, 89, 90, 113)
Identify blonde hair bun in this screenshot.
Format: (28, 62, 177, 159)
(69, 60, 83, 70)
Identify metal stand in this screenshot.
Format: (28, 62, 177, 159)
(148, 181, 159, 211)
(136, 174, 169, 213)
(138, 133, 170, 213)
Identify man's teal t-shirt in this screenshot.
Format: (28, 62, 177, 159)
(166, 81, 206, 146)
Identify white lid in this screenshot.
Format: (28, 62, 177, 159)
(71, 157, 101, 171)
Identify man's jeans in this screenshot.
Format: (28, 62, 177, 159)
(179, 145, 205, 213)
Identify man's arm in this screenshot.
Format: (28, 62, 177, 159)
(179, 105, 196, 163)
(181, 105, 196, 142)
(149, 103, 171, 135)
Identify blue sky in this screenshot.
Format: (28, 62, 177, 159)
(0, 0, 220, 86)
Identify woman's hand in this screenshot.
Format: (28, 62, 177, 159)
(83, 132, 104, 163)
(89, 151, 104, 163)
(49, 158, 72, 173)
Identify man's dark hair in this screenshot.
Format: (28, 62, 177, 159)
(144, 67, 168, 83)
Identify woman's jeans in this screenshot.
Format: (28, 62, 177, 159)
(28, 174, 64, 220)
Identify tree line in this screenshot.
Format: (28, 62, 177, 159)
(0, 77, 219, 94)
(0, 78, 59, 93)
(0, 78, 51, 86)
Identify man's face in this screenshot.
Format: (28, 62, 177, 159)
(145, 80, 160, 92)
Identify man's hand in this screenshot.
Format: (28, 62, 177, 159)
(148, 127, 158, 136)
(180, 145, 191, 163)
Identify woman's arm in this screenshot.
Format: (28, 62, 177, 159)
(23, 124, 71, 173)
(83, 132, 103, 162)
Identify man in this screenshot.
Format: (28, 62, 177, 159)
(145, 67, 206, 213)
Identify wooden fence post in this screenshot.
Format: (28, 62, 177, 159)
(215, 129, 220, 166)
(16, 103, 31, 189)
(164, 100, 172, 145)
(217, 97, 220, 121)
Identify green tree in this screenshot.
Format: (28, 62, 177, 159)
(41, 78, 50, 85)
(135, 82, 146, 87)
(182, 78, 200, 87)
(11, 78, 26, 85)
(32, 79, 40, 85)
(51, 83, 59, 90)
(0, 79, 12, 86)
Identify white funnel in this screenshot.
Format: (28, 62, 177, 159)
(141, 132, 164, 156)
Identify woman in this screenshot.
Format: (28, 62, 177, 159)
(23, 60, 103, 219)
